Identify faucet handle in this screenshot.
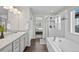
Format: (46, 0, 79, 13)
(53, 36, 56, 41)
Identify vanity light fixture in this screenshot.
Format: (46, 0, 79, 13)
(61, 17, 67, 20)
(3, 6, 21, 14)
(13, 8, 18, 14)
(14, 8, 18, 12)
(17, 11, 21, 15)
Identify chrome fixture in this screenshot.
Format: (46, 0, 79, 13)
(61, 17, 67, 20)
(53, 36, 56, 41)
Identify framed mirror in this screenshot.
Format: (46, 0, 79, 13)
(0, 6, 8, 32)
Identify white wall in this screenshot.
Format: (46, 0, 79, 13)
(18, 8, 30, 31)
(8, 7, 31, 32)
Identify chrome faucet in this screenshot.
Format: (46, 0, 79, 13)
(53, 36, 56, 41)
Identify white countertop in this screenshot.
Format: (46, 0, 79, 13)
(0, 32, 26, 50)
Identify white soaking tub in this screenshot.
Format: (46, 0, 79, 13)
(46, 37, 79, 52)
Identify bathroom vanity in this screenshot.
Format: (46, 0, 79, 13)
(0, 32, 30, 52)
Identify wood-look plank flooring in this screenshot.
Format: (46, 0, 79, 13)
(24, 39, 48, 52)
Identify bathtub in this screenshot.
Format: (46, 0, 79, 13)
(46, 37, 79, 52)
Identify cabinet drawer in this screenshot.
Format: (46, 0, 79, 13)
(0, 43, 12, 52)
(13, 47, 19, 52)
(20, 38, 25, 52)
(13, 39, 19, 47)
(24, 37, 29, 47)
(13, 39, 20, 52)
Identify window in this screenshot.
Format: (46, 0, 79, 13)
(54, 16, 61, 30)
(58, 16, 61, 30)
(71, 8, 79, 33)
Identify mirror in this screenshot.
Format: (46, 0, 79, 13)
(0, 6, 8, 32)
(35, 17, 43, 31)
(54, 16, 61, 30)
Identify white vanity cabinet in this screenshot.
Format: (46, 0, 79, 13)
(0, 43, 12, 52)
(13, 39, 20, 52)
(20, 36, 25, 52)
(24, 36, 28, 47)
(24, 33, 29, 47)
(19, 33, 29, 52)
(0, 32, 29, 52)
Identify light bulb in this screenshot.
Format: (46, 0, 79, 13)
(18, 11, 21, 14)
(9, 7, 14, 13)
(14, 8, 18, 12)
(13, 8, 18, 14)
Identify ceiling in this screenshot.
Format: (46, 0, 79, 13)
(30, 6, 66, 15)
(17, 6, 67, 16)
(0, 6, 67, 16)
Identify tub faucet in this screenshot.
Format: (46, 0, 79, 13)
(53, 36, 56, 41)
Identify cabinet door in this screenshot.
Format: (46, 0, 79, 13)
(13, 39, 20, 52)
(24, 34, 29, 47)
(0, 43, 12, 52)
(20, 37, 25, 52)
(24, 37, 28, 47)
